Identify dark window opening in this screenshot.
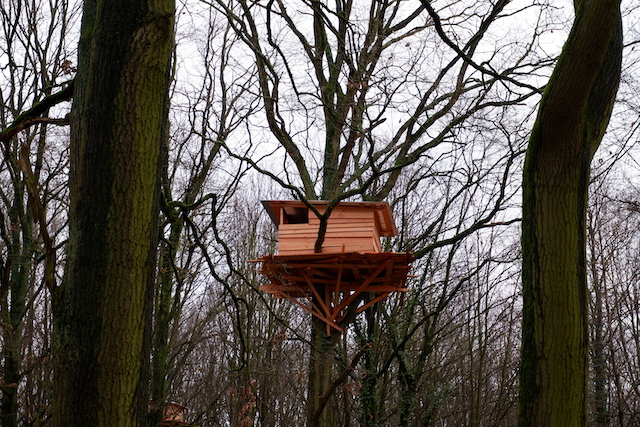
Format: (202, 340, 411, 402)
(282, 207, 309, 224)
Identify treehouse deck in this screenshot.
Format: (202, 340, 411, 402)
(258, 251, 414, 333)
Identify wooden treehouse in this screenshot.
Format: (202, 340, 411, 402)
(159, 402, 195, 427)
(257, 200, 414, 334)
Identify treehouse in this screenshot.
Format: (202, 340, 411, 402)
(161, 402, 189, 426)
(257, 200, 414, 334)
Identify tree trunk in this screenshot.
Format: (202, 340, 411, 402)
(150, 228, 180, 416)
(588, 204, 610, 426)
(52, 0, 174, 425)
(359, 307, 380, 427)
(519, 0, 622, 425)
(0, 183, 34, 427)
(306, 307, 335, 427)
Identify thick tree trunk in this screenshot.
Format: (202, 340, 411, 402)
(52, 0, 174, 425)
(519, 0, 622, 425)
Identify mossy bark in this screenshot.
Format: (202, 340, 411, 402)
(52, 0, 174, 425)
(519, 0, 622, 425)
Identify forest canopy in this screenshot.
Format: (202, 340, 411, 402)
(1, 0, 639, 425)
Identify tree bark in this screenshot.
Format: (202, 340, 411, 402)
(519, 0, 622, 425)
(52, 0, 174, 425)
(306, 300, 335, 427)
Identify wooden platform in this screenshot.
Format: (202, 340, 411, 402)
(258, 252, 414, 333)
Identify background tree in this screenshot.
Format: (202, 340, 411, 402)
(519, 0, 623, 424)
(586, 176, 640, 426)
(150, 5, 256, 415)
(51, 0, 174, 425)
(212, 0, 550, 424)
(0, 0, 77, 425)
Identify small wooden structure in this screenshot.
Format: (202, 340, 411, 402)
(258, 200, 413, 333)
(160, 402, 198, 426)
(261, 200, 397, 255)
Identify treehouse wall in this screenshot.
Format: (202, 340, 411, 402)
(262, 200, 397, 256)
(277, 206, 382, 255)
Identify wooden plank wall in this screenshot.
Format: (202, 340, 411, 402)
(277, 207, 382, 255)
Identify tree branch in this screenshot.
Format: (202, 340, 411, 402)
(420, 0, 542, 94)
(0, 80, 74, 143)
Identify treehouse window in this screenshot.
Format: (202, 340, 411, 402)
(282, 206, 309, 224)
